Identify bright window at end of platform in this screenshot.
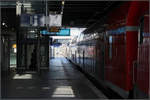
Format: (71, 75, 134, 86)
(13, 74, 32, 79)
(52, 86, 75, 97)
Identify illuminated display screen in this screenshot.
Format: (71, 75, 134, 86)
(40, 29, 70, 36)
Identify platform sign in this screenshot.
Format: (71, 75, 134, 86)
(20, 14, 45, 27)
(40, 29, 70, 36)
(40, 30, 48, 35)
(21, 14, 62, 27)
(56, 29, 70, 36)
(20, 14, 30, 27)
(49, 14, 62, 27)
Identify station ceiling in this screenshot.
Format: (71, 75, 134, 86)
(1, 1, 120, 29)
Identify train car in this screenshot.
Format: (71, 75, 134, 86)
(66, 1, 149, 99)
(136, 14, 149, 98)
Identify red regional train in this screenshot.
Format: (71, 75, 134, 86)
(66, 1, 149, 99)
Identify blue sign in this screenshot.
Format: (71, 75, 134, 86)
(56, 29, 70, 36)
(40, 30, 48, 35)
(40, 29, 70, 36)
(107, 27, 126, 35)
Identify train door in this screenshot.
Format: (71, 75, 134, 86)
(100, 34, 105, 80)
(95, 34, 105, 80)
(136, 15, 149, 98)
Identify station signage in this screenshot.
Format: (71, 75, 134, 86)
(40, 28, 70, 36)
(20, 14, 62, 27)
(49, 14, 62, 27)
(20, 14, 45, 27)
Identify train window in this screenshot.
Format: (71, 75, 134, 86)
(139, 17, 144, 44)
(80, 34, 84, 41)
(109, 36, 112, 60)
(84, 34, 88, 40)
(109, 36, 113, 44)
(76, 35, 80, 42)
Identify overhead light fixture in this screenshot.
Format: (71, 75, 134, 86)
(13, 74, 32, 79)
(30, 30, 35, 33)
(2, 22, 5, 26)
(62, 0, 65, 5)
(23, 3, 31, 8)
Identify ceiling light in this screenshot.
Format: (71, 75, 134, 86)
(62, 1, 65, 5)
(2, 22, 5, 26)
(30, 30, 35, 33)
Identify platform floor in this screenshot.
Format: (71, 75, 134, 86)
(2, 57, 107, 99)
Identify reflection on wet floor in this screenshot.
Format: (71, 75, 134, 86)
(2, 57, 107, 99)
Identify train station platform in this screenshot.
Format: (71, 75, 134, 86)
(2, 57, 107, 99)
